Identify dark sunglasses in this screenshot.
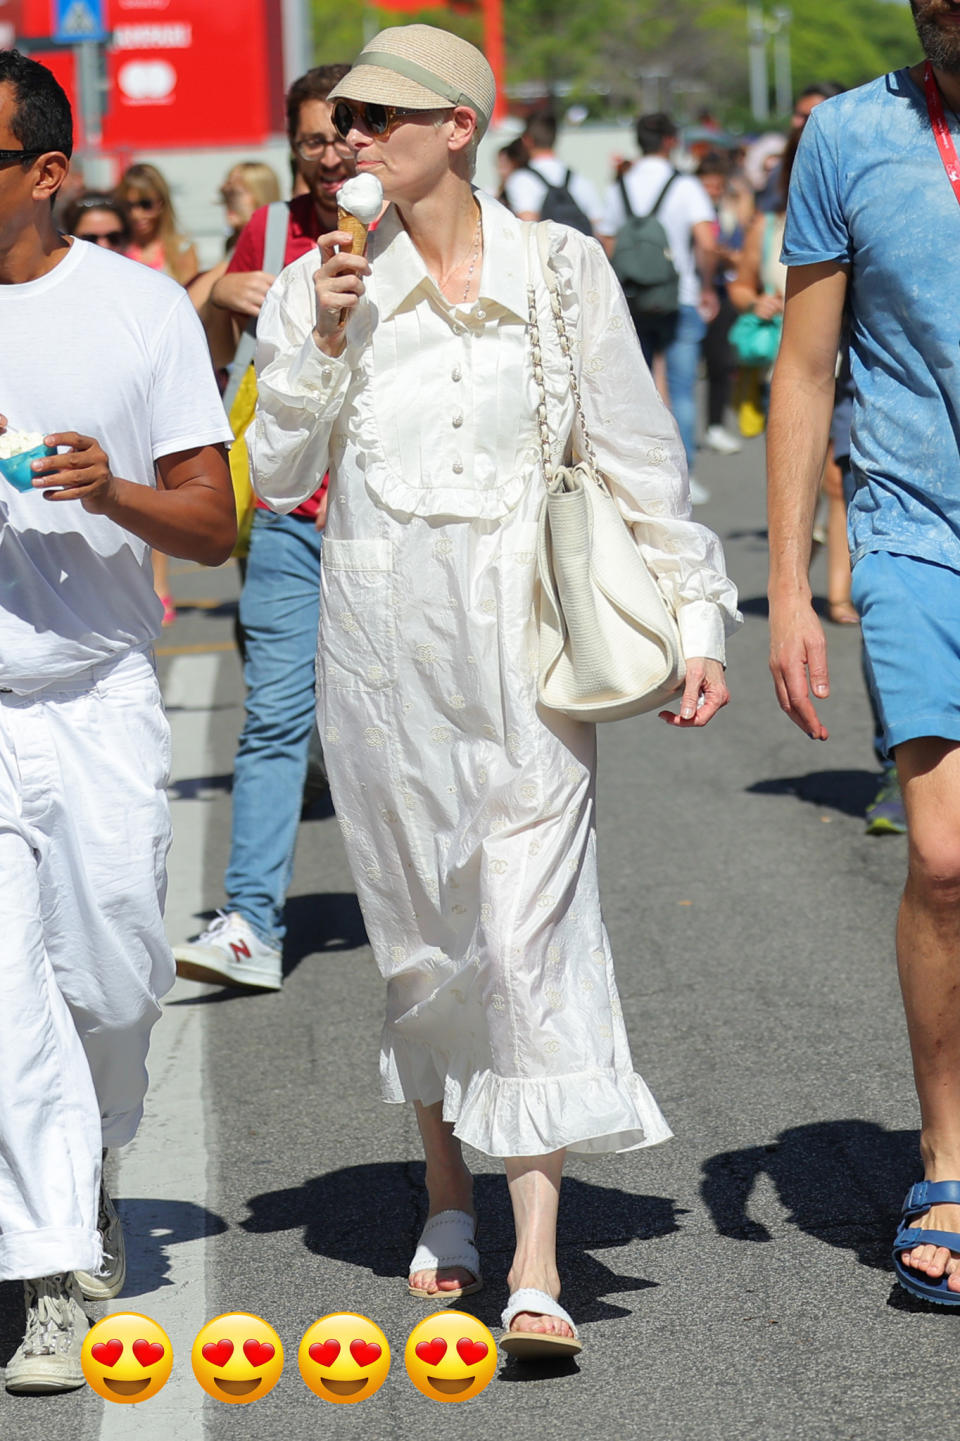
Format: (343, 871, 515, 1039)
(0, 148, 44, 164)
(78, 231, 127, 248)
(332, 100, 425, 140)
(127, 196, 161, 212)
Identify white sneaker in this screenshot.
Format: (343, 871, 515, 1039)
(704, 424, 742, 454)
(173, 911, 282, 991)
(688, 476, 711, 505)
(75, 1180, 125, 1301)
(4, 1274, 88, 1393)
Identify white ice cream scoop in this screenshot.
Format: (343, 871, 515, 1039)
(337, 174, 383, 226)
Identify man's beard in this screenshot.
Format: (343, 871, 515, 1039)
(913, 2, 960, 74)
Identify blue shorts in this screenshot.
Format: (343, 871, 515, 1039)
(851, 550, 960, 757)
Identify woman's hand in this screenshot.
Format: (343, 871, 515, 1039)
(658, 657, 729, 728)
(311, 231, 370, 355)
(753, 292, 784, 321)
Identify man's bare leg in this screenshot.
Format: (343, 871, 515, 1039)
(408, 1099, 476, 1295)
(504, 1150, 573, 1339)
(895, 737, 960, 1290)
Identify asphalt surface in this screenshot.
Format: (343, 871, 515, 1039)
(2, 430, 942, 1441)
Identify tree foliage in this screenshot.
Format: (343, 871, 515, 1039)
(310, 0, 921, 121)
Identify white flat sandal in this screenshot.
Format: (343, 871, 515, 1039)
(500, 1288, 582, 1358)
(408, 1209, 482, 1300)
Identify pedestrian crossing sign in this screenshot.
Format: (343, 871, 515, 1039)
(52, 0, 107, 43)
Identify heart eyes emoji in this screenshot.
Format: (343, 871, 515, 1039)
(298, 1313, 391, 1404)
(82, 1312, 174, 1405)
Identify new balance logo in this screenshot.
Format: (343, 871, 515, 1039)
(229, 940, 251, 963)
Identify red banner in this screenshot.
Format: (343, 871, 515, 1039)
(18, 0, 286, 148)
(0, 0, 24, 49)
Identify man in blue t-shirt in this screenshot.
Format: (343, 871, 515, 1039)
(768, 0, 960, 1308)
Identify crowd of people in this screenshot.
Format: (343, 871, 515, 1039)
(0, 0, 956, 1396)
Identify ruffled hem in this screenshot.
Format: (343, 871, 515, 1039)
(380, 1034, 672, 1158)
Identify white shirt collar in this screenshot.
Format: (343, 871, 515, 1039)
(371, 189, 528, 324)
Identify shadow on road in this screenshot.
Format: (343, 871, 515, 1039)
(748, 769, 878, 819)
(241, 1163, 677, 1333)
(701, 1119, 918, 1272)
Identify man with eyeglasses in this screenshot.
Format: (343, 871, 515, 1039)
(0, 50, 234, 1392)
(175, 64, 359, 992)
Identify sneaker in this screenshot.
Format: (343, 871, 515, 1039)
(75, 1180, 125, 1301)
(173, 911, 282, 990)
(688, 475, 711, 506)
(4, 1274, 88, 1393)
(704, 424, 742, 455)
(865, 764, 907, 835)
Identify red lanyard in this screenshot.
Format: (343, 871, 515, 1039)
(924, 59, 960, 206)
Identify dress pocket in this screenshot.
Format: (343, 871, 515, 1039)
(319, 538, 397, 692)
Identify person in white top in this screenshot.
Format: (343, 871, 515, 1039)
(251, 23, 738, 1360)
(0, 50, 234, 1394)
(599, 112, 718, 501)
(502, 110, 601, 234)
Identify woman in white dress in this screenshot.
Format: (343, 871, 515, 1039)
(251, 24, 739, 1358)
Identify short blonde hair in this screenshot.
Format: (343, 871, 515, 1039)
(228, 161, 281, 211)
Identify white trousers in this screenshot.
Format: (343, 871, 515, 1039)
(0, 649, 174, 1281)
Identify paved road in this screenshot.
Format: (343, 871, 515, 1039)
(3, 433, 940, 1441)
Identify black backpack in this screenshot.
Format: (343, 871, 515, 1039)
(611, 171, 680, 317)
(527, 166, 593, 235)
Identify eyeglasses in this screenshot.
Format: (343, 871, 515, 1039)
(127, 196, 161, 213)
(332, 101, 430, 140)
(0, 148, 44, 165)
(293, 132, 354, 161)
(77, 231, 127, 248)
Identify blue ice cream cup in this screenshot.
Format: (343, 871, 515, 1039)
(0, 443, 56, 493)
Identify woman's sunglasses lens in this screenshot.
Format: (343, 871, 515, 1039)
(333, 101, 390, 136)
(333, 103, 354, 138)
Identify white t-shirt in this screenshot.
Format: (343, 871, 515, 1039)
(503, 155, 602, 228)
(0, 240, 232, 691)
(599, 156, 714, 308)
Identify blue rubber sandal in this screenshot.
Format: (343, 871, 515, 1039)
(893, 1180, 960, 1305)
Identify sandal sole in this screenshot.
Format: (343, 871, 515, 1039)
(499, 1331, 582, 1359)
(407, 1278, 483, 1300)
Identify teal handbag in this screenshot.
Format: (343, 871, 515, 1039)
(728, 212, 783, 366)
(728, 310, 783, 366)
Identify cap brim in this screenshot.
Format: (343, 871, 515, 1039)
(328, 64, 456, 113)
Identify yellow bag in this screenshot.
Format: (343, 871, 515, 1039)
(222, 201, 289, 559)
(735, 368, 767, 438)
(227, 362, 258, 558)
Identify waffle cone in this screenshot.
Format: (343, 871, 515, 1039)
(337, 208, 370, 255)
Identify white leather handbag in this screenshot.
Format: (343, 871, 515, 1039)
(529, 225, 685, 724)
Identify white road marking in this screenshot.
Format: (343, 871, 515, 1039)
(98, 653, 222, 1438)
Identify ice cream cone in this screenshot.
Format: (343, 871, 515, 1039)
(337, 208, 370, 325)
(337, 207, 369, 256)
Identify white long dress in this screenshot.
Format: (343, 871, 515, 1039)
(251, 194, 739, 1157)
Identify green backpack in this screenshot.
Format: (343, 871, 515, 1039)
(611, 171, 680, 318)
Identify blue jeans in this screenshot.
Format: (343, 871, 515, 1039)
(636, 304, 706, 472)
(224, 509, 322, 947)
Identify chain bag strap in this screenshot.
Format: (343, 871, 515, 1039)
(528, 223, 684, 723)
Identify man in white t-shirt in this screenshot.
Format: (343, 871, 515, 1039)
(599, 112, 717, 500)
(502, 111, 601, 234)
(0, 51, 234, 1394)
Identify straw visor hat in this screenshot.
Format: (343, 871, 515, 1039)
(328, 25, 496, 137)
